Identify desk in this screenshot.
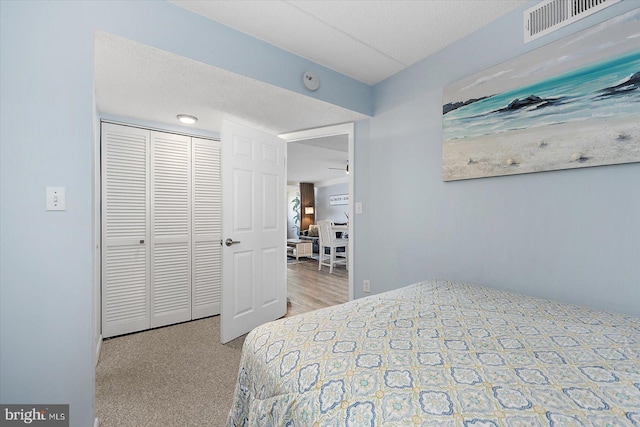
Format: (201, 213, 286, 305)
(287, 239, 313, 260)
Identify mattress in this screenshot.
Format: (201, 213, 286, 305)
(227, 280, 640, 426)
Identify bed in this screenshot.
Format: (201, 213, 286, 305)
(227, 279, 640, 426)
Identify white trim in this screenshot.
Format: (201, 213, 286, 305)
(279, 123, 353, 141)
(279, 123, 355, 301)
(93, 93, 102, 371)
(95, 334, 102, 367)
(94, 417, 99, 427)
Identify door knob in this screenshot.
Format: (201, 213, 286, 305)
(225, 238, 241, 247)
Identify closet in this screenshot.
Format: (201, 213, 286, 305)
(101, 123, 221, 338)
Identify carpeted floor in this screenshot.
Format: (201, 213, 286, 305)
(96, 316, 246, 427)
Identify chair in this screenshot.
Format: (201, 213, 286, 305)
(317, 220, 348, 273)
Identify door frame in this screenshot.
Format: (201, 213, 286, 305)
(279, 123, 354, 301)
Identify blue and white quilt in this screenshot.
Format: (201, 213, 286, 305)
(227, 280, 640, 426)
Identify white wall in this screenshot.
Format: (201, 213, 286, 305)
(0, 2, 369, 425)
(352, 1, 640, 316)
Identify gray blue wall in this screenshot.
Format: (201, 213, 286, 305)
(0, 2, 368, 426)
(1, 1, 639, 426)
(316, 181, 349, 224)
(352, 1, 640, 316)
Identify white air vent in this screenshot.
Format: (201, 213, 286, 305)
(524, 0, 621, 43)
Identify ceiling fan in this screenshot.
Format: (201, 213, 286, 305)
(328, 161, 349, 174)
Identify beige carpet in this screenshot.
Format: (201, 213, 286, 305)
(96, 316, 246, 427)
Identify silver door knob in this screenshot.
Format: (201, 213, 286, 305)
(225, 238, 241, 247)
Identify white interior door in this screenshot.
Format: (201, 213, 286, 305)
(220, 120, 287, 344)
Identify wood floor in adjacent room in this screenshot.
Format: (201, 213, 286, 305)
(286, 255, 349, 317)
(96, 257, 348, 427)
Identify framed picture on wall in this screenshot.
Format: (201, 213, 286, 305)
(442, 8, 640, 181)
(329, 194, 349, 205)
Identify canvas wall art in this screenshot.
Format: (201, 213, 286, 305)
(442, 8, 640, 181)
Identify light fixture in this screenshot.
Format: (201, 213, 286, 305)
(177, 114, 198, 124)
(328, 161, 349, 174)
(304, 206, 314, 215)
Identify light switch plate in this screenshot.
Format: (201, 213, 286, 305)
(363, 279, 371, 293)
(46, 186, 66, 211)
(355, 202, 363, 214)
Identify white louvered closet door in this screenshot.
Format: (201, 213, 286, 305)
(150, 131, 192, 328)
(192, 138, 222, 319)
(102, 123, 150, 338)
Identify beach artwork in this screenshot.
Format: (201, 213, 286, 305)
(442, 8, 640, 181)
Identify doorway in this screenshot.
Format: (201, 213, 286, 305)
(280, 123, 355, 310)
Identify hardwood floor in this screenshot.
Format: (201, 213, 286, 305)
(285, 256, 348, 317)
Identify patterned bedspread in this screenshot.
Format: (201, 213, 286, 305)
(227, 280, 640, 426)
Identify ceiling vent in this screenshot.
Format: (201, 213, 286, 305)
(524, 0, 621, 43)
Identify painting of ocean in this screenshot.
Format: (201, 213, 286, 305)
(442, 8, 640, 181)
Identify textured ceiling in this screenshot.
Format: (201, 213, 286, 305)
(94, 32, 367, 136)
(95, 1, 526, 184)
(171, 0, 526, 84)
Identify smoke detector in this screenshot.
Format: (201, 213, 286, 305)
(303, 71, 320, 91)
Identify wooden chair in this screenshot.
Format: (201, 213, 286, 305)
(317, 220, 348, 273)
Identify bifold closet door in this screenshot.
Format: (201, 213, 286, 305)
(150, 131, 192, 328)
(192, 138, 222, 319)
(102, 123, 221, 337)
(102, 123, 150, 338)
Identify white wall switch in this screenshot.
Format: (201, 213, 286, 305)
(355, 202, 363, 214)
(46, 186, 66, 211)
(363, 279, 370, 293)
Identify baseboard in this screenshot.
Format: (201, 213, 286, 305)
(95, 334, 102, 367)
(94, 417, 99, 427)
